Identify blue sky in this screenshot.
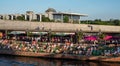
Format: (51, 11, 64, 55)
(0, 0, 120, 20)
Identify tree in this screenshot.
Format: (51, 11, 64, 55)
(99, 33, 105, 39)
(113, 19, 120, 26)
(27, 32, 33, 37)
(94, 19, 101, 22)
(63, 15, 69, 23)
(78, 29, 83, 41)
(50, 19, 55, 22)
(74, 29, 83, 43)
(47, 29, 52, 42)
(81, 19, 120, 26)
(31, 19, 39, 22)
(42, 15, 50, 22)
(98, 33, 106, 44)
(16, 16, 25, 20)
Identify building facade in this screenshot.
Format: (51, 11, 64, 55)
(0, 8, 87, 23)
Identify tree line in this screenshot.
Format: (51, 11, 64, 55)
(81, 19, 120, 26)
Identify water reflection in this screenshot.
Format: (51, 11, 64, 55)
(0, 55, 120, 66)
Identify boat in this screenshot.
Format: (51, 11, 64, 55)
(0, 49, 120, 62)
(0, 50, 88, 60)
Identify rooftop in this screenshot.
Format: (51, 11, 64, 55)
(45, 8, 56, 13)
(53, 12, 88, 16)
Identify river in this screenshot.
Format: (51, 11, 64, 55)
(0, 55, 120, 66)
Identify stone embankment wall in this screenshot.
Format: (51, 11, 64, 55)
(0, 20, 120, 33)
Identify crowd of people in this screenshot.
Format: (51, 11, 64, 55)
(0, 36, 120, 57)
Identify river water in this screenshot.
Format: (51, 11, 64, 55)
(0, 55, 120, 66)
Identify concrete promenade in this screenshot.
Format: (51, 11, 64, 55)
(0, 20, 120, 33)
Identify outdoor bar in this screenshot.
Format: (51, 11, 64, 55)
(0, 20, 120, 62)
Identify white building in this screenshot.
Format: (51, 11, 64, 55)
(0, 8, 87, 23)
(44, 8, 87, 23)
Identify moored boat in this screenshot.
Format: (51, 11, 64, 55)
(0, 50, 120, 62)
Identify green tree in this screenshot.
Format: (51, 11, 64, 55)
(78, 31, 83, 41)
(63, 15, 69, 23)
(27, 32, 33, 37)
(94, 19, 101, 22)
(113, 19, 120, 26)
(98, 33, 106, 44)
(31, 19, 39, 22)
(81, 19, 120, 26)
(75, 29, 83, 43)
(99, 33, 105, 39)
(50, 19, 55, 22)
(16, 16, 25, 20)
(42, 15, 50, 22)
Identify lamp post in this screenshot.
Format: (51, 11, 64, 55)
(75, 29, 79, 44)
(26, 28, 29, 37)
(48, 29, 51, 42)
(98, 29, 102, 35)
(5, 30, 8, 39)
(79, 29, 83, 40)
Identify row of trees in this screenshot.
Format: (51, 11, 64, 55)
(81, 19, 120, 26)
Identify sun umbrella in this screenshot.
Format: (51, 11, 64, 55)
(84, 36, 97, 41)
(103, 35, 112, 40)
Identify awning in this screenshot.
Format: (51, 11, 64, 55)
(9, 31, 25, 34)
(53, 33, 75, 36)
(31, 32, 47, 35)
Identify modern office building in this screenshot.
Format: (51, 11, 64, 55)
(44, 8, 87, 23)
(0, 8, 87, 23)
(0, 11, 42, 22)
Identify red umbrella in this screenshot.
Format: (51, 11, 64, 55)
(84, 36, 97, 41)
(103, 35, 112, 40)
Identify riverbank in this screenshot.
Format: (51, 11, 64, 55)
(0, 50, 120, 62)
